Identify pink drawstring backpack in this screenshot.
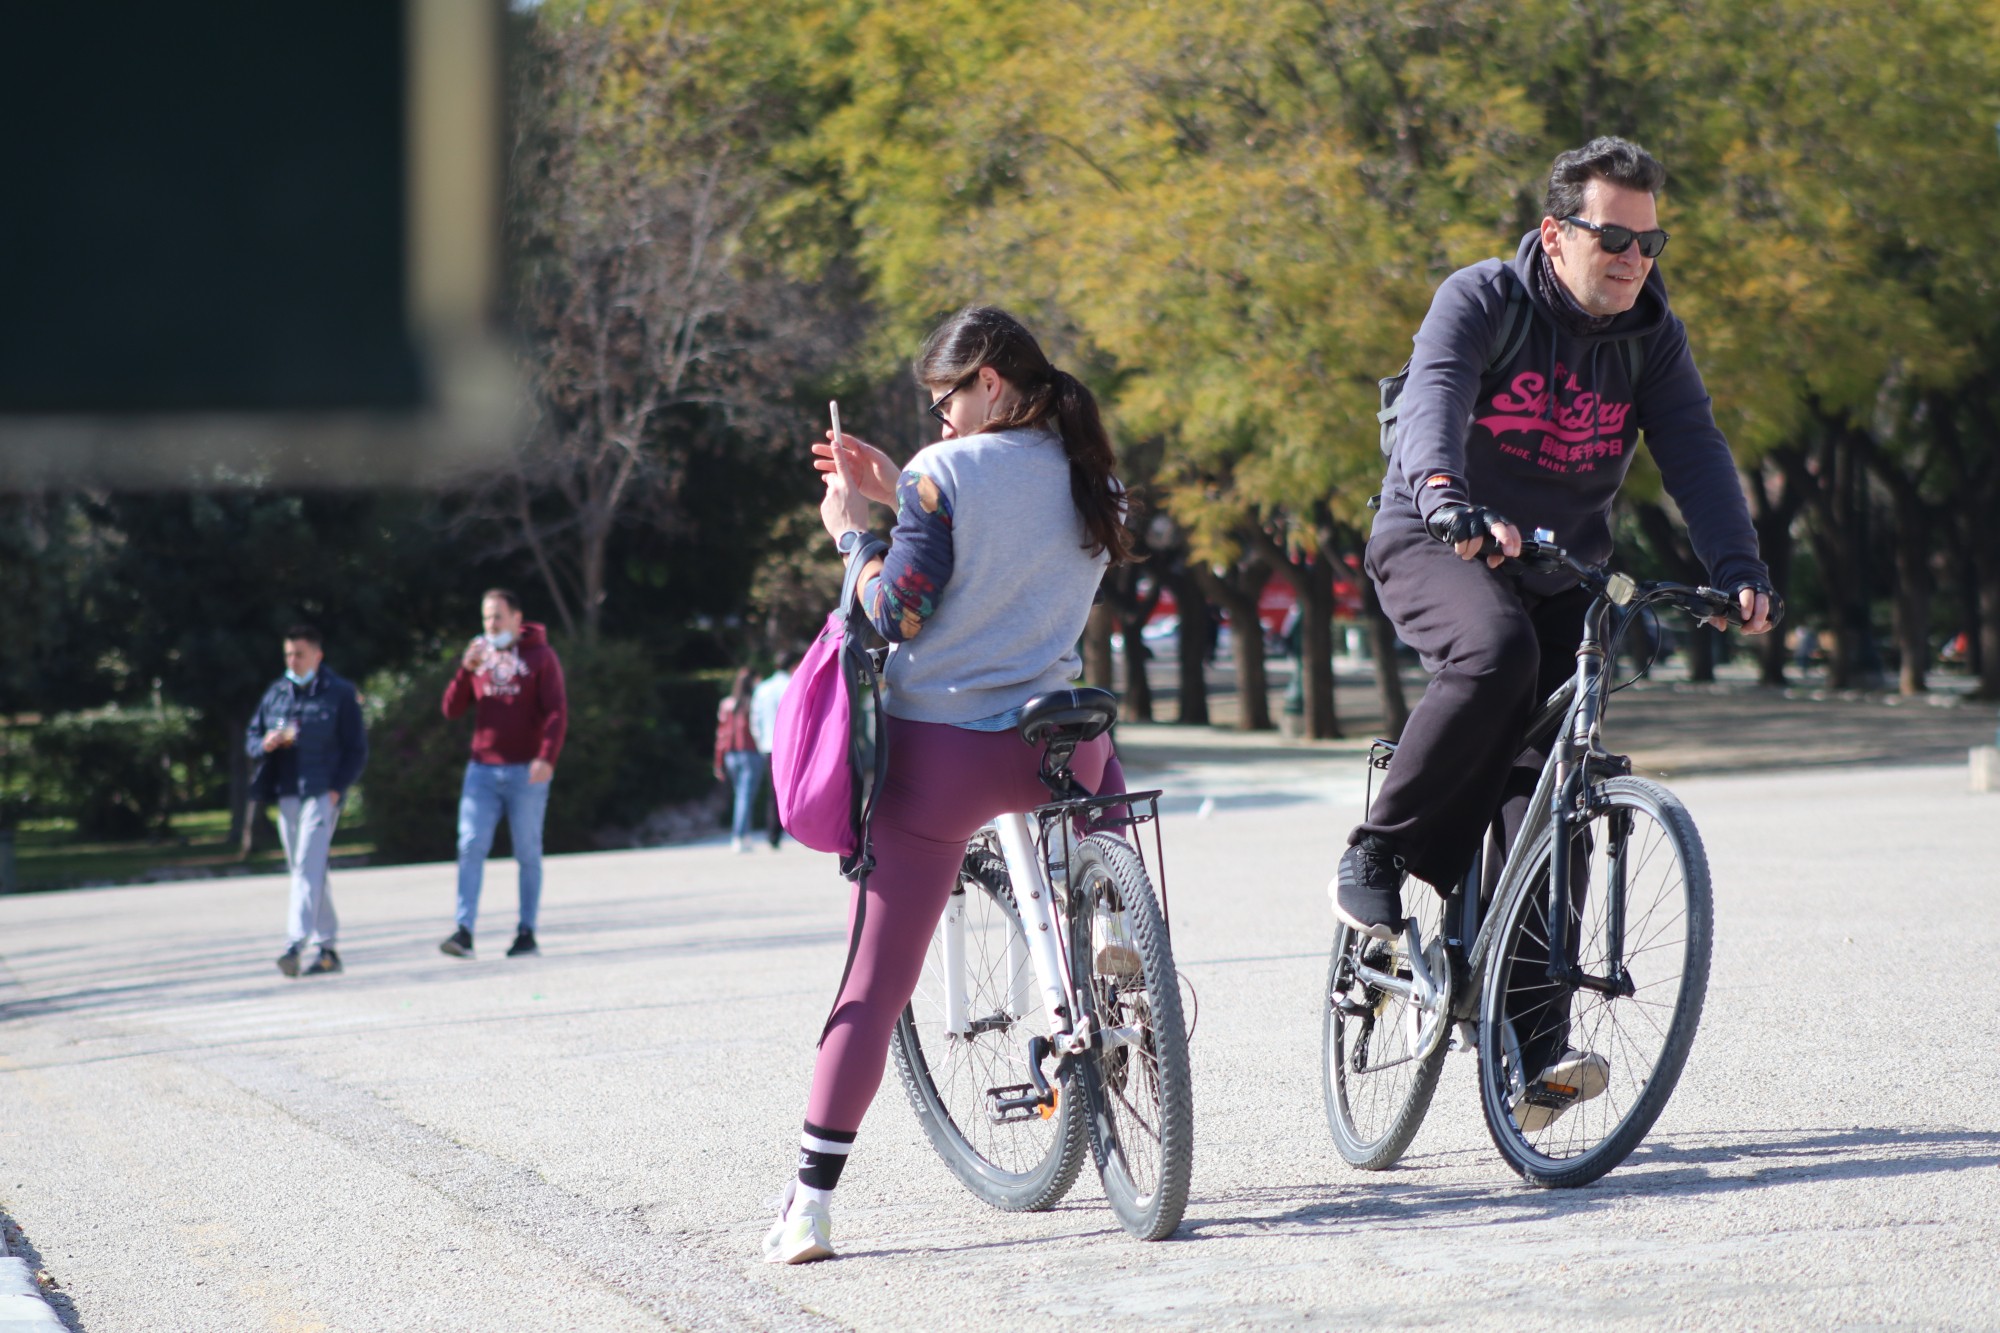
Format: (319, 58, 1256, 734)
(771, 538, 890, 881)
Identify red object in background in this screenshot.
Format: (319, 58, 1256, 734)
(1145, 568, 1365, 636)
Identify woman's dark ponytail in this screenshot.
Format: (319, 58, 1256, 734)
(1045, 368, 1133, 563)
(915, 305, 1134, 563)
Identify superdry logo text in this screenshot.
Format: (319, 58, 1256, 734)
(1474, 362, 1633, 474)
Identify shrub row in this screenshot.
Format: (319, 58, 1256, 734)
(0, 706, 226, 840)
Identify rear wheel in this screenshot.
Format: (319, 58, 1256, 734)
(1322, 879, 1451, 1169)
(892, 844, 1087, 1210)
(1476, 777, 1712, 1187)
(1067, 834, 1194, 1240)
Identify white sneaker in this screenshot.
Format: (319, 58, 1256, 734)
(731, 836, 747, 854)
(761, 1183, 835, 1265)
(1511, 1050, 1610, 1133)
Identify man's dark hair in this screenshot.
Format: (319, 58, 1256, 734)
(482, 587, 521, 613)
(1545, 136, 1667, 220)
(283, 623, 322, 646)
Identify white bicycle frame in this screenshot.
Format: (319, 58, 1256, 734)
(932, 814, 1158, 1069)
(935, 813, 1082, 1051)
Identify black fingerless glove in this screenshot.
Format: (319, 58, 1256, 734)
(1425, 503, 1511, 548)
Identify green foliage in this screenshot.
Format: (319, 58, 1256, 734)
(9, 707, 224, 841)
(359, 639, 721, 864)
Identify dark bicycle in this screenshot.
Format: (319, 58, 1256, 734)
(1323, 539, 1779, 1187)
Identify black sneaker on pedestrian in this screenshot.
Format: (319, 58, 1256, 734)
(276, 943, 303, 978)
(506, 928, 539, 957)
(439, 927, 474, 958)
(302, 946, 343, 975)
(1329, 838, 1407, 942)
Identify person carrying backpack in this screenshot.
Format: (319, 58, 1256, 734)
(1333, 137, 1775, 1117)
(763, 306, 1132, 1264)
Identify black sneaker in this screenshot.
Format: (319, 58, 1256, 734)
(302, 946, 343, 975)
(439, 927, 474, 958)
(1330, 839, 1406, 942)
(276, 943, 303, 978)
(506, 929, 539, 957)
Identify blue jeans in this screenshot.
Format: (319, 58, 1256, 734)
(724, 749, 766, 841)
(456, 761, 552, 933)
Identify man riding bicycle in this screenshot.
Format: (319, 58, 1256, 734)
(1333, 136, 1774, 1119)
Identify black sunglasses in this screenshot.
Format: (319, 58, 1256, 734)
(926, 375, 972, 425)
(1563, 215, 1670, 259)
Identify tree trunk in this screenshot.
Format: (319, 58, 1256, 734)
(1165, 563, 1211, 726)
(1250, 531, 1341, 739)
(1298, 564, 1340, 738)
(1192, 560, 1273, 731)
(1082, 602, 1115, 690)
(1881, 473, 1932, 696)
(1103, 565, 1160, 722)
(1748, 458, 1803, 687)
(1634, 500, 1715, 683)
(1362, 575, 1409, 739)
(226, 714, 251, 848)
(581, 516, 609, 642)
(1978, 543, 2000, 701)
(1783, 424, 1871, 690)
(1684, 625, 1717, 683)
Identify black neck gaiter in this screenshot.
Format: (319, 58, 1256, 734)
(1534, 249, 1616, 337)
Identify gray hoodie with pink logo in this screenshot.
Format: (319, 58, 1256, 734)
(1377, 230, 1767, 593)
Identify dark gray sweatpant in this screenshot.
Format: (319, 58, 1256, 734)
(1352, 518, 1592, 890)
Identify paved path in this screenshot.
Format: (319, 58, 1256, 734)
(3, 744, 1998, 1329)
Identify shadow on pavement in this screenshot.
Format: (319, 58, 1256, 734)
(0, 1211, 84, 1332)
(1177, 1126, 2000, 1237)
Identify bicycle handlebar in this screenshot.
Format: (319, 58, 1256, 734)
(1508, 539, 1786, 631)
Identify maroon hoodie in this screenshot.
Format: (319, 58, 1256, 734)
(441, 622, 568, 766)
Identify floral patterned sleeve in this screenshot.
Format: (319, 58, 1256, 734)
(862, 467, 955, 643)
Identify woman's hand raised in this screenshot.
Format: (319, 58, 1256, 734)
(819, 428, 875, 541)
(812, 430, 898, 507)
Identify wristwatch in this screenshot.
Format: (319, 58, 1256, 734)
(837, 529, 867, 555)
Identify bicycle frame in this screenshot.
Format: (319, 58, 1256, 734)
(935, 789, 1167, 1076)
(1351, 590, 1638, 1071)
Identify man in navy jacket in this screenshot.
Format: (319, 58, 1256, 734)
(1332, 138, 1774, 1123)
(246, 624, 368, 977)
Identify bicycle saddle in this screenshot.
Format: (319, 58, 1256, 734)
(1017, 687, 1118, 747)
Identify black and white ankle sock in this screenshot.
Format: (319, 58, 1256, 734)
(793, 1121, 855, 1210)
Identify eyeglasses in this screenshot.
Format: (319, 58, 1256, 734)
(1563, 215, 1670, 259)
(926, 376, 972, 425)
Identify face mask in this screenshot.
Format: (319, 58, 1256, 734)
(485, 630, 517, 651)
(285, 668, 316, 686)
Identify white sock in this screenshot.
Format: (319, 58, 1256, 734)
(788, 1183, 834, 1218)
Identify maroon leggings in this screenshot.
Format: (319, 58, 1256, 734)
(803, 715, 1118, 1134)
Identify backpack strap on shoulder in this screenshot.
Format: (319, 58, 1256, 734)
(1618, 334, 1647, 390)
(1486, 276, 1533, 376)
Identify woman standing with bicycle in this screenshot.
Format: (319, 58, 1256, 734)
(763, 306, 1133, 1264)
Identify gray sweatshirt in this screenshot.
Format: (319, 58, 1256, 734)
(875, 425, 1108, 724)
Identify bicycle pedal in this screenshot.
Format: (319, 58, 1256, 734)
(985, 1083, 1053, 1124)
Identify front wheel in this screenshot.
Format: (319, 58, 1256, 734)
(1476, 776, 1712, 1187)
(892, 845, 1087, 1210)
(1067, 834, 1194, 1240)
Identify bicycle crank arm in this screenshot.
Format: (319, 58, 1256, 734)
(1350, 926, 1442, 1011)
(1559, 966, 1636, 999)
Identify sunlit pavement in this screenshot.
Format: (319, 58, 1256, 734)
(2, 747, 1997, 1330)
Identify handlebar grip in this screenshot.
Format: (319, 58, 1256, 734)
(1696, 586, 1786, 629)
